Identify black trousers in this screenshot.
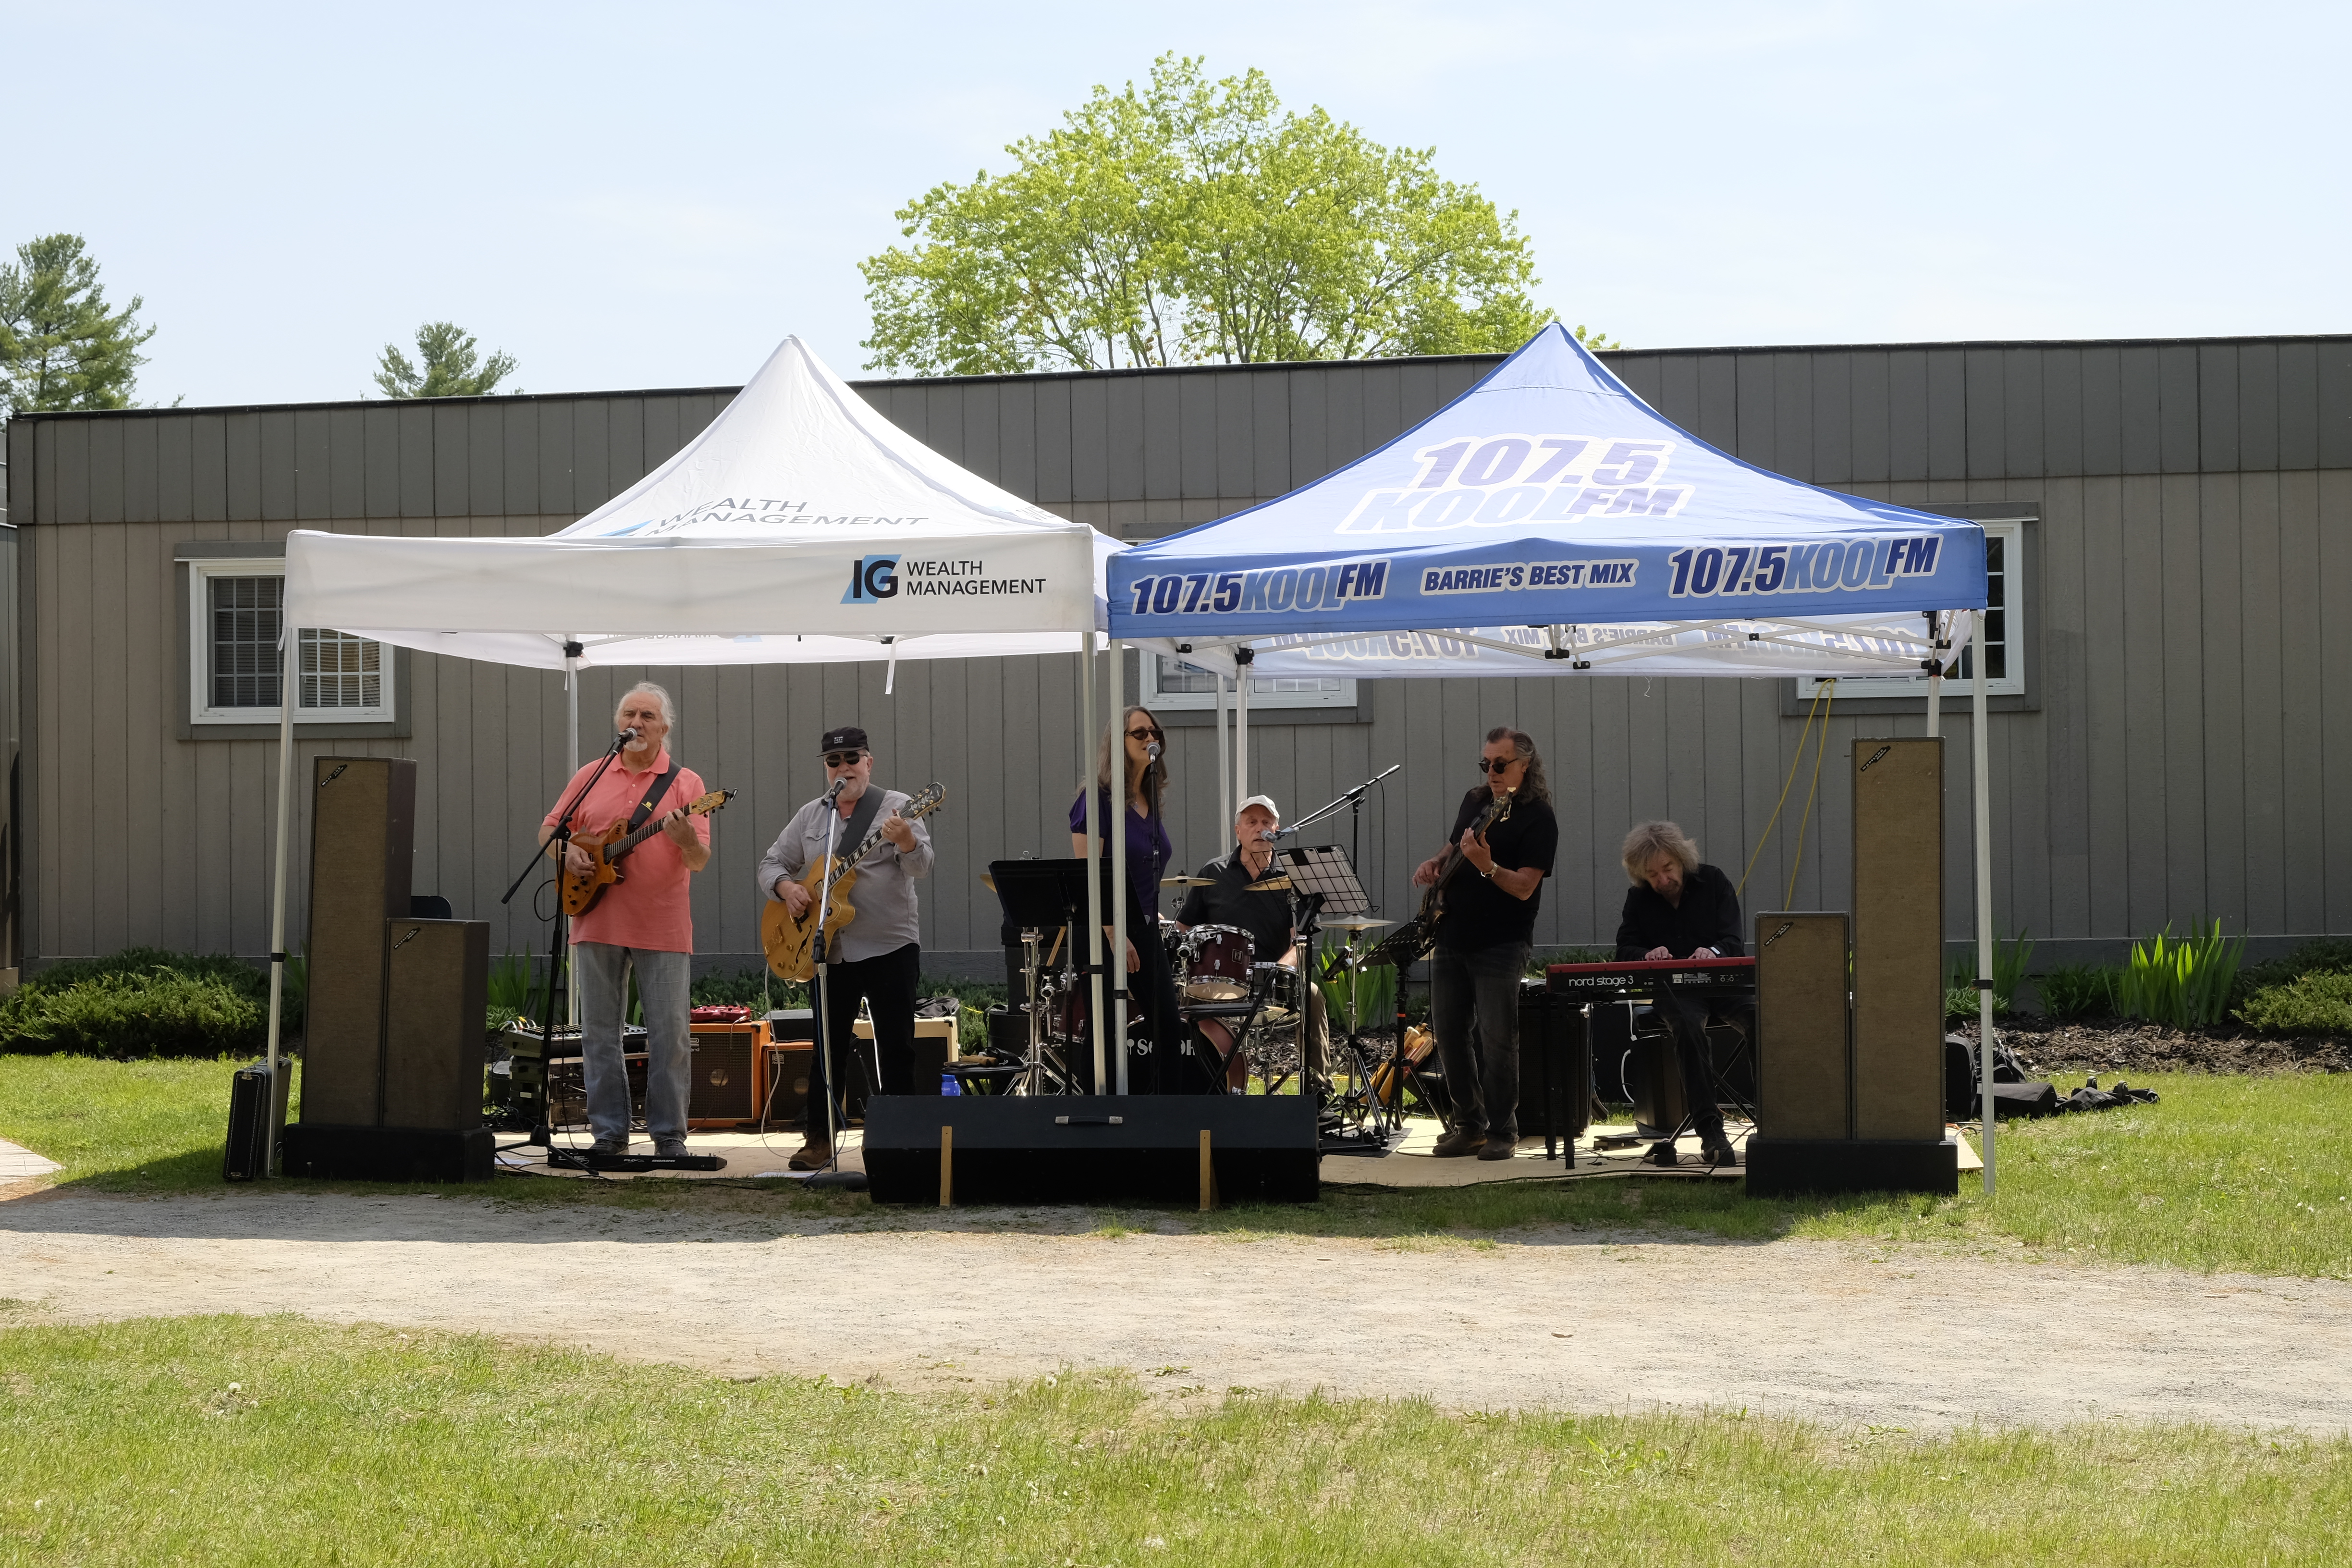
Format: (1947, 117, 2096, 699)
(1071, 917, 1208, 1094)
(1654, 989, 1730, 1142)
(806, 941, 921, 1137)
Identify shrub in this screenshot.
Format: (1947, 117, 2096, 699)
(2237, 969, 2352, 1034)
(2035, 963, 2119, 1021)
(0, 959, 267, 1058)
(1945, 930, 2034, 1018)
(2117, 919, 2244, 1029)
(2233, 938, 2352, 1007)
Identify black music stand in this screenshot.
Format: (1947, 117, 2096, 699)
(989, 859, 1096, 1095)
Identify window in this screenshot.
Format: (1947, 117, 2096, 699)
(1139, 655, 1357, 712)
(188, 561, 395, 724)
(1799, 518, 2024, 699)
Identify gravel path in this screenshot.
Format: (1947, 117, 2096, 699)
(5, 1188, 2348, 1433)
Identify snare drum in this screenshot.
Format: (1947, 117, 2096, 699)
(1177, 924, 1255, 1002)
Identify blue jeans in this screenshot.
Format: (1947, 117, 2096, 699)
(574, 942, 693, 1146)
(1430, 941, 1530, 1142)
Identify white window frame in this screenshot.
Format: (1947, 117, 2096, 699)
(187, 559, 397, 725)
(1799, 518, 2025, 699)
(1140, 654, 1358, 712)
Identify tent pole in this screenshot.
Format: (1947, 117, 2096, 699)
(1973, 608, 1995, 1195)
(1924, 612, 1942, 740)
(1109, 639, 1130, 1097)
(1234, 647, 1251, 805)
(1080, 638, 1105, 1096)
(565, 648, 581, 1029)
(1215, 663, 1230, 842)
(263, 628, 298, 1177)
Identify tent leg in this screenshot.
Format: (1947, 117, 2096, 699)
(1215, 665, 1230, 844)
(1973, 609, 1995, 1196)
(1234, 648, 1250, 805)
(1080, 639, 1105, 1097)
(566, 656, 581, 1029)
(263, 631, 298, 1177)
(1109, 639, 1130, 1097)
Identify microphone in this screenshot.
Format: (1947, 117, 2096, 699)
(1257, 830, 1279, 843)
(1146, 742, 1161, 762)
(824, 777, 849, 801)
(607, 727, 637, 754)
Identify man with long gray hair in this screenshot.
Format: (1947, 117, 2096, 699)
(1615, 820, 1744, 1168)
(1410, 725, 1559, 1160)
(539, 682, 711, 1158)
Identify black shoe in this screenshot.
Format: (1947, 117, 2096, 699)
(1642, 1139, 1680, 1167)
(588, 1137, 629, 1157)
(653, 1139, 688, 1160)
(1431, 1127, 1485, 1158)
(1700, 1138, 1739, 1168)
(1477, 1136, 1517, 1161)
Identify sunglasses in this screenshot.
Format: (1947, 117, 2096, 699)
(1476, 755, 1522, 773)
(823, 749, 867, 768)
(1127, 726, 1164, 741)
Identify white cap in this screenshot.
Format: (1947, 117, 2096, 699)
(1237, 793, 1281, 821)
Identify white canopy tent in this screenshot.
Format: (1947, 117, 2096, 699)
(263, 338, 1135, 1166)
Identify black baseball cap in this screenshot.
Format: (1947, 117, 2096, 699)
(819, 725, 869, 754)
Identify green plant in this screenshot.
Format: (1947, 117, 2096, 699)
(0, 949, 273, 1059)
(1945, 930, 2034, 1018)
(2117, 920, 2246, 1029)
(486, 950, 537, 1016)
(2035, 963, 2119, 1022)
(1319, 941, 1396, 1033)
(2234, 938, 2352, 1007)
(2237, 969, 2352, 1035)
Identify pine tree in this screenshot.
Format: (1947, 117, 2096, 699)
(373, 321, 519, 398)
(0, 234, 156, 414)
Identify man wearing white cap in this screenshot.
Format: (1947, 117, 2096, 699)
(1175, 795, 1329, 1093)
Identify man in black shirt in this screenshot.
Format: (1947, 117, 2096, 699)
(1176, 795, 1327, 1090)
(1614, 820, 1743, 1167)
(1410, 726, 1560, 1160)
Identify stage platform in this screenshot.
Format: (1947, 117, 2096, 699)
(493, 1118, 1981, 1192)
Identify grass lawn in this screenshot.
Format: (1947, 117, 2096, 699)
(4, 1055, 2348, 1278)
(0, 1316, 2345, 1567)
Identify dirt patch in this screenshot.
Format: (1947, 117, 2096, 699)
(4, 1188, 2350, 1433)
(1956, 1018, 2352, 1077)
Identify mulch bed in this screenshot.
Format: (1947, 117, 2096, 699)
(1952, 1018, 2352, 1077)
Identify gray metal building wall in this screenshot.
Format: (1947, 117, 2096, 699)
(6, 334, 2349, 977)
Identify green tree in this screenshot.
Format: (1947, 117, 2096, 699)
(861, 55, 1568, 375)
(0, 233, 157, 414)
(373, 321, 518, 398)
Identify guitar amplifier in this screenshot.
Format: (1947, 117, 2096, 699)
(381, 918, 489, 1130)
(687, 1021, 768, 1127)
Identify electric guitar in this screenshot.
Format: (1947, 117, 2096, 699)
(761, 783, 948, 981)
(559, 789, 735, 917)
(1385, 786, 1516, 962)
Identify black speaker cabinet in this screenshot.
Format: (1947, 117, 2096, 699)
(1850, 738, 1945, 1141)
(863, 1094, 1320, 1205)
(382, 918, 489, 1130)
(688, 1023, 764, 1126)
(1754, 912, 1853, 1141)
(301, 757, 416, 1126)
(1516, 982, 1590, 1144)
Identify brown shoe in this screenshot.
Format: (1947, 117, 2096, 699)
(1431, 1127, 1485, 1158)
(787, 1140, 833, 1172)
(1477, 1137, 1517, 1161)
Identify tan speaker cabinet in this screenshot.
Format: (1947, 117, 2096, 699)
(1753, 912, 1852, 1141)
(301, 757, 417, 1125)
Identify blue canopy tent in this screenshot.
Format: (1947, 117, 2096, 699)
(1103, 324, 2003, 1188)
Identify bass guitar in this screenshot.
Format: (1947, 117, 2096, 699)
(560, 789, 735, 917)
(761, 783, 948, 981)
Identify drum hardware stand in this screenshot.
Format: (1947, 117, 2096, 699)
(499, 716, 629, 1152)
(1263, 845, 1404, 1151)
(988, 859, 1097, 1096)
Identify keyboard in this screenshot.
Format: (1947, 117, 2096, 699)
(1545, 956, 1756, 998)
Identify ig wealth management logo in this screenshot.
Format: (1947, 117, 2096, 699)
(843, 555, 901, 603)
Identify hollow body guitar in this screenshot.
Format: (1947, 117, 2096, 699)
(560, 789, 735, 917)
(1379, 786, 1516, 964)
(761, 783, 948, 981)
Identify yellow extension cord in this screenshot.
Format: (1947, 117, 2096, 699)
(1736, 678, 1835, 906)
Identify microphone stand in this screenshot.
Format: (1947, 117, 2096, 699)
(502, 727, 634, 1152)
(1274, 764, 1400, 912)
(807, 780, 866, 1191)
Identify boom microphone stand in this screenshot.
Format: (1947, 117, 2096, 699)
(501, 723, 635, 1151)
(806, 779, 867, 1191)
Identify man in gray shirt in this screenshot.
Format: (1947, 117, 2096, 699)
(757, 724, 934, 1168)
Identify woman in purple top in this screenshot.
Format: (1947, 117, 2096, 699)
(1069, 705, 1198, 1092)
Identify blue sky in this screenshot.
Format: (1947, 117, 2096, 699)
(7, 0, 2344, 407)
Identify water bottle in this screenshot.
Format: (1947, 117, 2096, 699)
(940, 1073, 962, 1096)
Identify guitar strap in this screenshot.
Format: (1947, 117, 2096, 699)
(835, 787, 887, 865)
(625, 761, 686, 834)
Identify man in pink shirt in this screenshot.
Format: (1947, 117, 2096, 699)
(539, 682, 712, 1156)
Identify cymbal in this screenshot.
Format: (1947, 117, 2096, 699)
(1323, 916, 1395, 931)
(1249, 876, 1294, 892)
(1162, 875, 1215, 887)
(980, 872, 996, 891)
